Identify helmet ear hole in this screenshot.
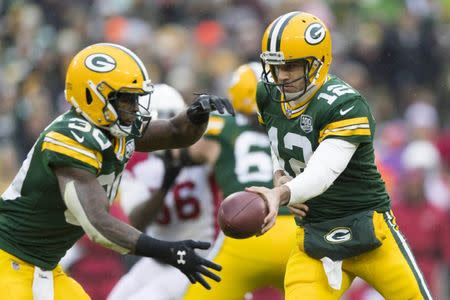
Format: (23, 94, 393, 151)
(85, 88, 93, 105)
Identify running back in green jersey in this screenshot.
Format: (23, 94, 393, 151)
(204, 113, 273, 198)
(0, 109, 134, 270)
(256, 75, 390, 223)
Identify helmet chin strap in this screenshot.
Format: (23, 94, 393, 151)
(109, 123, 132, 138)
(284, 90, 303, 101)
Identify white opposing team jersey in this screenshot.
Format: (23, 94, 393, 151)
(120, 152, 219, 244)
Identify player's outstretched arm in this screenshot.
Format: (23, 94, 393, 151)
(54, 166, 221, 289)
(128, 150, 183, 230)
(135, 94, 234, 152)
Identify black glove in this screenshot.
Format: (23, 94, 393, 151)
(160, 150, 183, 191)
(159, 149, 199, 191)
(187, 94, 235, 124)
(135, 234, 222, 289)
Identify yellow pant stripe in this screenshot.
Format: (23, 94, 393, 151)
(383, 211, 433, 300)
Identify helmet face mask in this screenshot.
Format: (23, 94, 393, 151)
(65, 43, 154, 138)
(108, 91, 152, 138)
(260, 12, 332, 104)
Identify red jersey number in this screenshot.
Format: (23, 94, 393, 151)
(155, 180, 201, 225)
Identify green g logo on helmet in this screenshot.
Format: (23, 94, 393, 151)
(305, 23, 326, 45)
(85, 53, 117, 73)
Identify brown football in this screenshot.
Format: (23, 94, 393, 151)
(218, 191, 268, 239)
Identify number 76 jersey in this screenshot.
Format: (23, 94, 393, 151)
(256, 75, 390, 223)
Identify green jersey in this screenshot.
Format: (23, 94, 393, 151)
(0, 109, 133, 270)
(256, 75, 390, 223)
(204, 114, 273, 198)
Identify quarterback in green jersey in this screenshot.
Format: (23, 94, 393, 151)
(184, 63, 300, 300)
(247, 12, 433, 300)
(0, 43, 233, 300)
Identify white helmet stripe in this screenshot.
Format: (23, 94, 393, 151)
(269, 11, 299, 52)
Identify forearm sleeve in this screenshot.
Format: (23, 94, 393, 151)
(285, 139, 358, 205)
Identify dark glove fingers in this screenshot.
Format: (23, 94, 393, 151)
(197, 265, 221, 282)
(212, 97, 225, 114)
(222, 98, 235, 116)
(188, 240, 211, 250)
(186, 273, 196, 284)
(200, 257, 222, 271)
(193, 273, 211, 290)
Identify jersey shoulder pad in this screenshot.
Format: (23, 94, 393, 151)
(205, 113, 230, 137)
(316, 76, 373, 144)
(40, 113, 112, 173)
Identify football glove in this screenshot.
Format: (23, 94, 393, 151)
(187, 94, 235, 124)
(135, 234, 221, 289)
(159, 150, 183, 191)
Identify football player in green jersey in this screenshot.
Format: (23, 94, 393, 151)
(0, 43, 233, 300)
(247, 12, 433, 300)
(183, 63, 302, 300)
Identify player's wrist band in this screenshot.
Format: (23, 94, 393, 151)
(134, 234, 171, 260)
(186, 105, 209, 125)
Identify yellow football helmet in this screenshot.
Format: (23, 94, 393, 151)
(228, 62, 262, 115)
(260, 11, 332, 103)
(65, 43, 153, 137)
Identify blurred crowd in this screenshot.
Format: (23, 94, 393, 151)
(1, 0, 450, 299)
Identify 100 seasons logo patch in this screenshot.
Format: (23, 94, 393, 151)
(300, 115, 313, 133)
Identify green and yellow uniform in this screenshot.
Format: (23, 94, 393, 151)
(184, 113, 297, 300)
(257, 75, 432, 300)
(0, 109, 133, 300)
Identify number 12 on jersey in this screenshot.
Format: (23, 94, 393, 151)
(268, 126, 313, 176)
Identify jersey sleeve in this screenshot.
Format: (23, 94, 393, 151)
(40, 129, 103, 175)
(318, 96, 374, 144)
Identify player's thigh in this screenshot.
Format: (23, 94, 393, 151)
(0, 249, 34, 300)
(108, 258, 164, 300)
(347, 211, 432, 300)
(53, 265, 90, 300)
(285, 228, 353, 300)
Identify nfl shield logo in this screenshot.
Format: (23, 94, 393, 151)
(125, 140, 135, 159)
(300, 115, 313, 133)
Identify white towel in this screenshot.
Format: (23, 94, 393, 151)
(320, 257, 343, 290)
(32, 266, 54, 300)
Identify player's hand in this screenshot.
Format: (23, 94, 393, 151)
(245, 186, 281, 235)
(287, 203, 309, 220)
(187, 94, 235, 124)
(277, 175, 293, 186)
(160, 150, 183, 191)
(162, 240, 222, 289)
(135, 235, 221, 289)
